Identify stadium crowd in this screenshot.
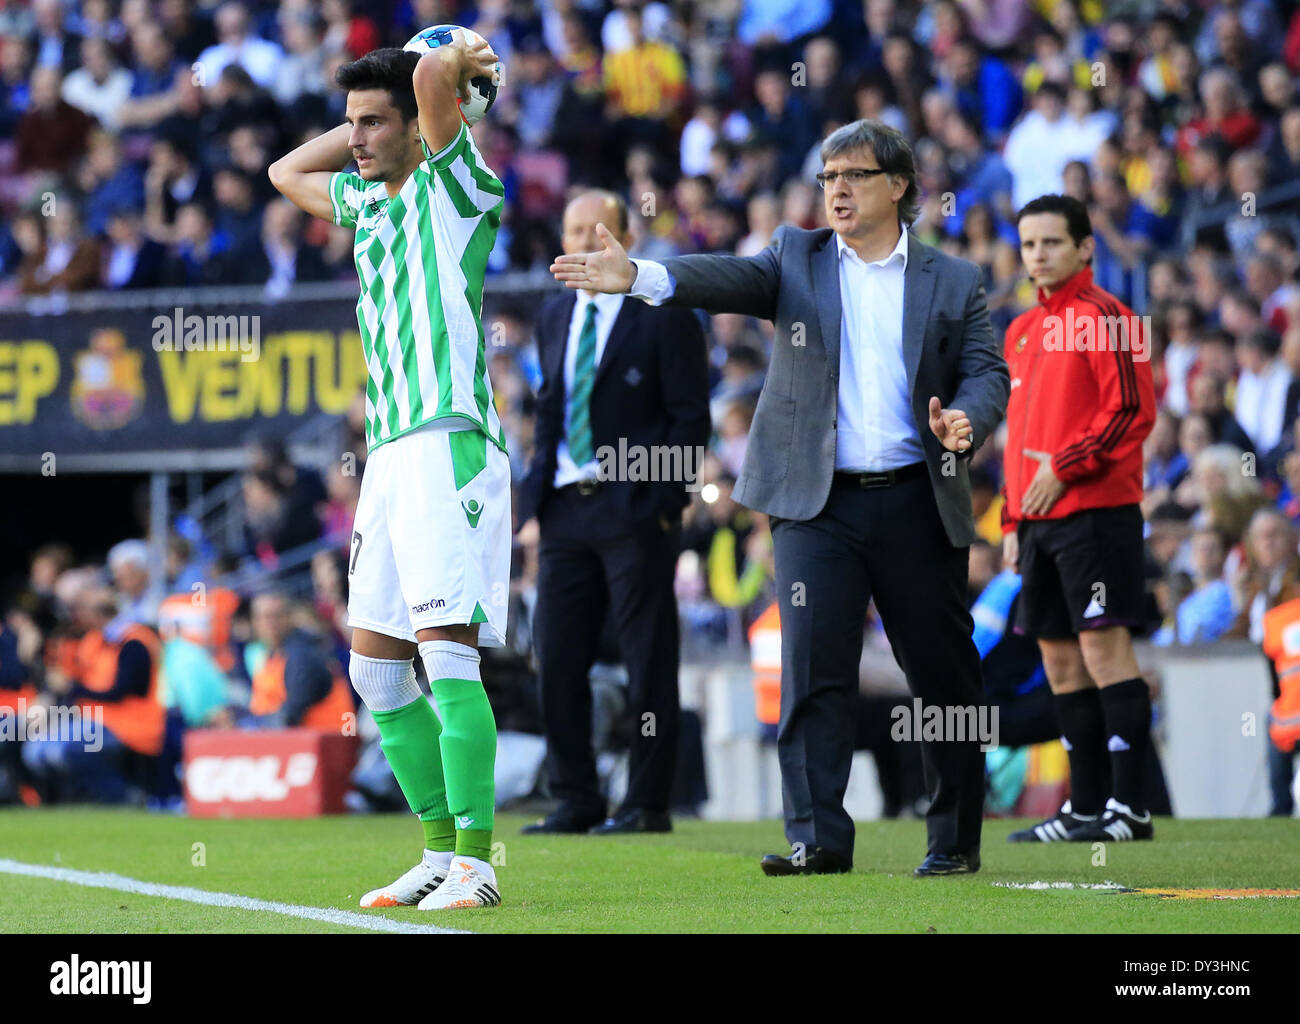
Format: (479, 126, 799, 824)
(2, 0, 1300, 812)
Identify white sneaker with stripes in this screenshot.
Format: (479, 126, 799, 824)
(418, 859, 501, 910)
(1066, 798, 1154, 842)
(359, 853, 448, 908)
(1006, 801, 1097, 843)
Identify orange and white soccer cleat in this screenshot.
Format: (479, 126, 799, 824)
(360, 854, 448, 908)
(417, 859, 501, 910)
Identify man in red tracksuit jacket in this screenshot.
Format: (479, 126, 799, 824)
(1001, 195, 1157, 844)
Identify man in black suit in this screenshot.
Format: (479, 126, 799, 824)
(518, 190, 710, 835)
(247, 198, 329, 293)
(552, 120, 1009, 875)
(102, 207, 166, 290)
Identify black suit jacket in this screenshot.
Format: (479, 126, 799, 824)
(241, 241, 330, 286)
(117, 239, 166, 290)
(518, 291, 711, 529)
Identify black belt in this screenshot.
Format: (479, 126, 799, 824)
(833, 461, 927, 489)
(559, 477, 602, 496)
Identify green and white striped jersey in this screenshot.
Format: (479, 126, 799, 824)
(329, 121, 506, 453)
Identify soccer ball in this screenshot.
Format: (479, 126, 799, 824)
(403, 25, 505, 127)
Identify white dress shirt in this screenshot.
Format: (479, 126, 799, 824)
(1002, 110, 1077, 210)
(61, 67, 133, 131)
(1235, 358, 1293, 453)
(833, 229, 923, 471)
(194, 37, 285, 90)
(1163, 340, 1198, 416)
(629, 258, 674, 305)
(553, 289, 627, 487)
(630, 231, 924, 472)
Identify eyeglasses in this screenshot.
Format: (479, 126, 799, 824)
(815, 168, 888, 189)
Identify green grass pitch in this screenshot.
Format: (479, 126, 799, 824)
(2, 810, 1298, 933)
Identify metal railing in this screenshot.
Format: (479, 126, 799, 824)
(0, 270, 559, 315)
(177, 410, 350, 568)
(211, 535, 339, 599)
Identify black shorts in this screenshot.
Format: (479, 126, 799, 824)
(1015, 504, 1146, 640)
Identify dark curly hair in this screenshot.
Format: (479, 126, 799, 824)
(335, 47, 422, 123)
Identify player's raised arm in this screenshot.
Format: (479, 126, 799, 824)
(411, 37, 498, 156)
(267, 123, 353, 223)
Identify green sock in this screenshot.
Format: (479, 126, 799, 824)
(429, 674, 496, 842)
(455, 827, 494, 862)
(370, 697, 451, 839)
(421, 817, 456, 853)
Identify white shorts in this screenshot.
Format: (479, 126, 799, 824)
(346, 420, 511, 648)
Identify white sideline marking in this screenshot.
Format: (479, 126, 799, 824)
(0, 858, 470, 934)
(992, 880, 1126, 891)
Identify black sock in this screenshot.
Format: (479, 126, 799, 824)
(1054, 688, 1111, 816)
(1098, 678, 1152, 813)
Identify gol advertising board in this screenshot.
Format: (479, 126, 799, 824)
(183, 727, 358, 818)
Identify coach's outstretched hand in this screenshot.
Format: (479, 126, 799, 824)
(550, 223, 637, 293)
(928, 396, 972, 453)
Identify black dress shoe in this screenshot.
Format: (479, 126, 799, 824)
(760, 846, 852, 876)
(588, 808, 672, 834)
(912, 851, 980, 877)
(520, 808, 606, 834)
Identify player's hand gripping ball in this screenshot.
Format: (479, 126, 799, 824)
(404, 25, 505, 127)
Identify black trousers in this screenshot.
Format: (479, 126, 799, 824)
(771, 472, 987, 860)
(534, 486, 681, 815)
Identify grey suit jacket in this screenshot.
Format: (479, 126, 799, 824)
(662, 226, 1009, 547)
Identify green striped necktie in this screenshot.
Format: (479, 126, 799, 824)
(567, 301, 598, 466)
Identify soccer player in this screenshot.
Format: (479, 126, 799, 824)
(1001, 195, 1157, 843)
(268, 41, 509, 909)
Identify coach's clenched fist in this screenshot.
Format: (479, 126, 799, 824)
(928, 396, 973, 452)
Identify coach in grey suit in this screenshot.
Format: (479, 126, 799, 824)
(551, 120, 1009, 877)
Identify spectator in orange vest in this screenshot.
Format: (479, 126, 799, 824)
(197, 554, 244, 678)
(1261, 595, 1300, 815)
(1236, 508, 1300, 814)
(157, 593, 231, 727)
(21, 586, 164, 803)
(240, 592, 353, 732)
(206, 584, 242, 676)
